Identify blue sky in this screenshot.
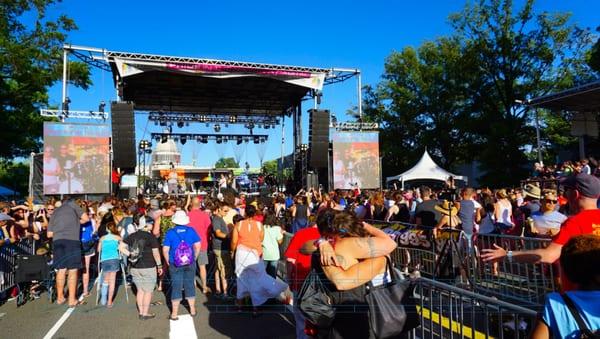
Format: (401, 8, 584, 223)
(46, 0, 599, 168)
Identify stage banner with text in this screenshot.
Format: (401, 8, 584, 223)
(332, 131, 380, 189)
(43, 122, 111, 195)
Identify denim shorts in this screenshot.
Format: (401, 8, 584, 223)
(101, 259, 121, 272)
(169, 264, 196, 300)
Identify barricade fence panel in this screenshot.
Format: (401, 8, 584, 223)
(0, 238, 36, 295)
(369, 220, 557, 308)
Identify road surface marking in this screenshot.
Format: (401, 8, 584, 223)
(42, 295, 84, 339)
(169, 314, 198, 339)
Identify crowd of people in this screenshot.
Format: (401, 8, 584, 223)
(0, 166, 598, 338)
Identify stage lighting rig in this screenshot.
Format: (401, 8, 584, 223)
(229, 115, 237, 124)
(161, 135, 168, 144)
(216, 136, 223, 144)
(177, 120, 184, 128)
(214, 124, 221, 132)
(236, 136, 243, 145)
(180, 135, 187, 145)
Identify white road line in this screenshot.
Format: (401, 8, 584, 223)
(42, 295, 84, 339)
(169, 314, 198, 339)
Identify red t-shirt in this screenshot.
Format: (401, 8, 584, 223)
(188, 209, 212, 251)
(284, 226, 321, 292)
(552, 208, 600, 290)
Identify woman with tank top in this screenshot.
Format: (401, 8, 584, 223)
(305, 210, 398, 338)
(291, 196, 310, 233)
(231, 205, 291, 316)
(98, 221, 122, 308)
(494, 189, 514, 232)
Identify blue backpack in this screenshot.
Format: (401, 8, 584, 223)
(173, 231, 193, 267)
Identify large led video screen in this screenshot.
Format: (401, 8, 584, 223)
(43, 122, 111, 194)
(332, 131, 380, 189)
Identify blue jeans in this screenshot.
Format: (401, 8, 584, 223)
(169, 264, 196, 301)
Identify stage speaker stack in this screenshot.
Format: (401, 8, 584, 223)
(111, 101, 136, 170)
(308, 109, 330, 189)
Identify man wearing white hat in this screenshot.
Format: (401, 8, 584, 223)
(162, 211, 201, 320)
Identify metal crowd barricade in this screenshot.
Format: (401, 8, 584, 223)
(408, 277, 537, 339)
(371, 220, 557, 308)
(472, 233, 555, 307)
(0, 238, 37, 295)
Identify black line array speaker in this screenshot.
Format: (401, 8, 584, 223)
(111, 101, 136, 169)
(308, 109, 330, 168)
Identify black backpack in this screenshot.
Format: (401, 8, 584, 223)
(128, 237, 146, 266)
(561, 293, 600, 339)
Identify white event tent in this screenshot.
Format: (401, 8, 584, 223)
(386, 150, 468, 188)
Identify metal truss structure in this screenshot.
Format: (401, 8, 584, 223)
(40, 109, 108, 120)
(148, 112, 279, 127)
(150, 133, 268, 144)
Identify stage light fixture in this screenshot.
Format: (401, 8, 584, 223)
(264, 124, 270, 129)
(214, 124, 221, 132)
(173, 136, 179, 143)
(98, 101, 105, 113)
(180, 136, 187, 145)
(248, 122, 255, 130)
(229, 115, 237, 123)
(216, 136, 223, 144)
(253, 136, 260, 144)
(177, 120, 184, 128)
(236, 136, 243, 145)
(154, 135, 161, 142)
(300, 143, 308, 152)
(161, 135, 168, 144)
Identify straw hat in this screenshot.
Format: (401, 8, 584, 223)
(523, 184, 542, 199)
(171, 210, 190, 225)
(435, 200, 458, 216)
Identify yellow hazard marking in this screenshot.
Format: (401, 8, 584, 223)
(417, 305, 493, 339)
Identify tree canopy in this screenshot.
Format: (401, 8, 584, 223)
(364, 0, 596, 186)
(1, 0, 91, 160)
(214, 157, 239, 168)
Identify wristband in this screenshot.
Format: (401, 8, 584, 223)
(313, 238, 327, 248)
(507, 250, 513, 263)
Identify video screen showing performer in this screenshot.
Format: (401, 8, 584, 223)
(332, 131, 381, 189)
(43, 122, 111, 195)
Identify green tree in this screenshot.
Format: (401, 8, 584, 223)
(588, 26, 600, 73)
(0, 161, 29, 197)
(450, 0, 594, 186)
(1, 0, 91, 160)
(261, 159, 278, 177)
(214, 157, 239, 168)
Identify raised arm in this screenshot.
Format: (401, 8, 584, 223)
(322, 256, 387, 290)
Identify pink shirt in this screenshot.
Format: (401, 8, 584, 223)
(188, 209, 212, 251)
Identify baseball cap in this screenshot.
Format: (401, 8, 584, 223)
(560, 173, 600, 199)
(0, 213, 12, 222)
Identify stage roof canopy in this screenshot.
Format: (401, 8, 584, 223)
(99, 50, 356, 116)
(528, 80, 600, 111)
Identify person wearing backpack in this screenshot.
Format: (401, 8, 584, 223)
(531, 234, 600, 339)
(162, 210, 201, 320)
(121, 214, 162, 320)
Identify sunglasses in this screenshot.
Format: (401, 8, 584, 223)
(544, 199, 558, 204)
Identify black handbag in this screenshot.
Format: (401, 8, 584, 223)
(365, 257, 420, 339)
(298, 268, 335, 329)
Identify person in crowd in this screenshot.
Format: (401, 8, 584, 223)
(291, 195, 310, 233)
(482, 173, 600, 291)
(493, 189, 514, 232)
(187, 195, 212, 295)
(0, 213, 15, 247)
(530, 190, 568, 237)
(80, 206, 98, 297)
(303, 210, 398, 338)
(521, 183, 543, 218)
(367, 191, 387, 220)
(414, 186, 441, 227)
(47, 197, 89, 307)
(284, 216, 321, 339)
(211, 202, 233, 299)
(98, 221, 122, 308)
(456, 187, 481, 245)
(262, 210, 284, 278)
(385, 192, 410, 223)
(120, 214, 163, 320)
(531, 234, 600, 338)
(162, 210, 201, 320)
(43, 146, 61, 194)
(231, 204, 290, 316)
(433, 200, 460, 236)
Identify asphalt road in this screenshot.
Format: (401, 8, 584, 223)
(0, 286, 296, 339)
